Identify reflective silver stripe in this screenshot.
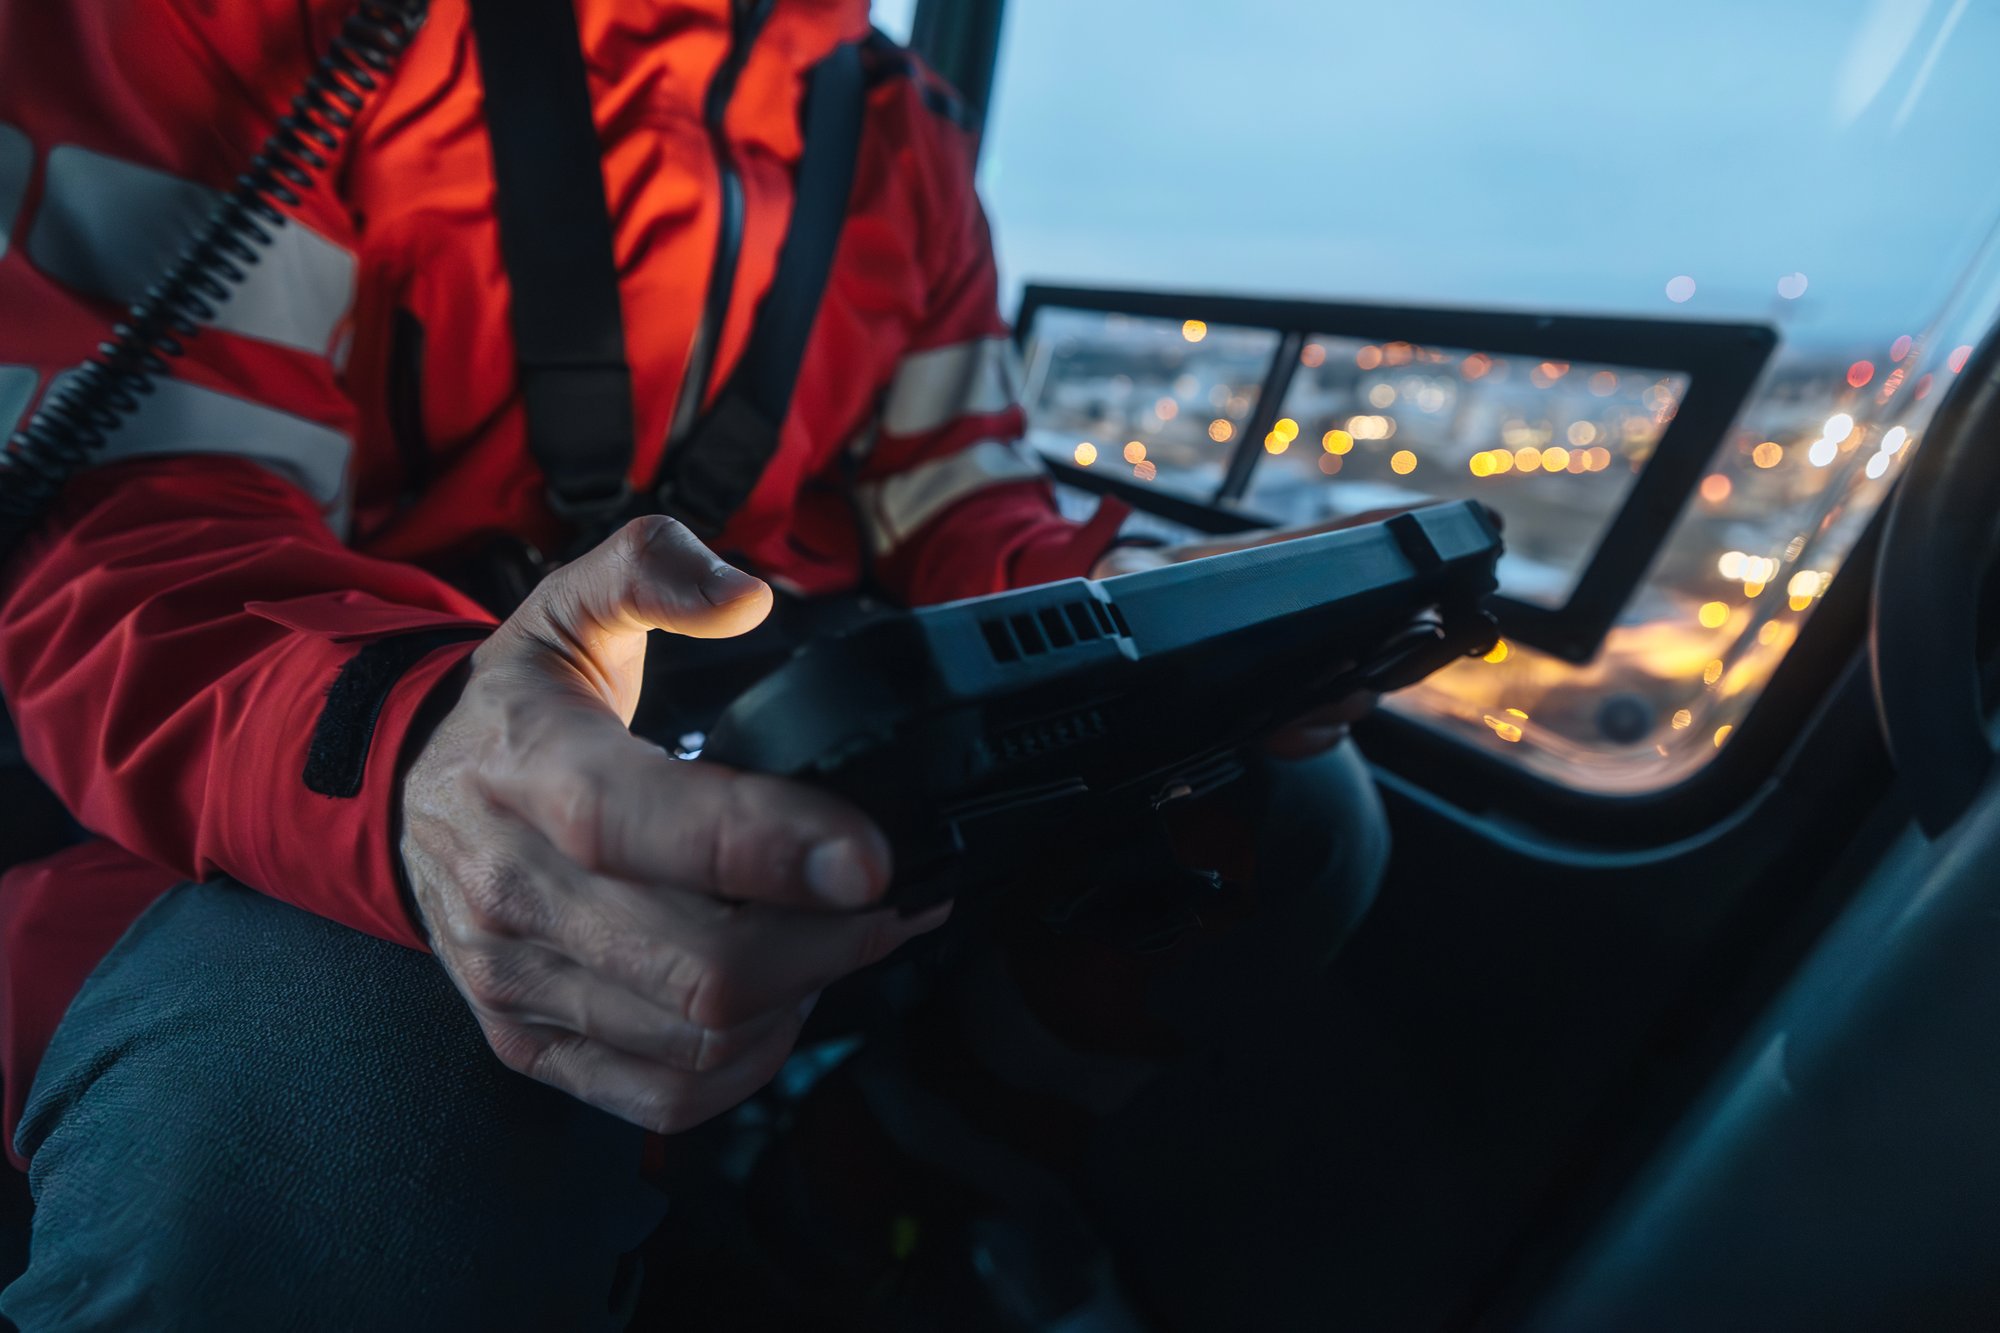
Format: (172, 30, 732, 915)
(58, 372, 352, 510)
(28, 146, 355, 356)
(0, 123, 29, 262)
(880, 337, 1020, 437)
(856, 439, 1047, 553)
(0, 366, 37, 437)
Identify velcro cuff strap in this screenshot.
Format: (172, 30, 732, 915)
(305, 628, 490, 798)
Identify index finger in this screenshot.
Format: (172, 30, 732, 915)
(475, 701, 894, 910)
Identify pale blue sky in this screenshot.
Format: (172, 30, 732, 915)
(938, 0, 2000, 350)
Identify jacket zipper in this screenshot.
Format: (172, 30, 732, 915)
(664, 0, 777, 452)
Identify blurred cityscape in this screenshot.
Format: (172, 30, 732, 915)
(1023, 308, 1961, 791)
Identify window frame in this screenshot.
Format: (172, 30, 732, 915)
(1014, 285, 1896, 846)
(905, 0, 1007, 129)
(1015, 283, 1777, 664)
(1359, 512, 1881, 850)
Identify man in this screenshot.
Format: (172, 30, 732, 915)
(0, 1, 1380, 1325)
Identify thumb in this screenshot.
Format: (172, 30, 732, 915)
(526, 515, 774, 647)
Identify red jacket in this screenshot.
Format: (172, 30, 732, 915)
(0, 0, 1126, 1163)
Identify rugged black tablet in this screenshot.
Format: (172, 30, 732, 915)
(701, 500, 1503, 915)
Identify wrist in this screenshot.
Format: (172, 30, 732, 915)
(390, 655, 477, 947)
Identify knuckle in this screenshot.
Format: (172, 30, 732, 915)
(523, 1038, 574, 1087)
(690, 1022, 752, 1074)
(584, 778, 632, 875)
(549, 769, 614, 870)
(429, 906, 486, 958)
(458, 861, 539, 934)
(471, 692, 548, 786)
(614, 514, 664, 559)
(615, 515, 691, 573)
(707, 777, 788, 896)
(691, 1026, 727, 1074)
(479, 1018, 548, 1077)
(454, 947, 544, 1013)
(691, 799, 734, 895)
(455, 869, 511, 932)
(593, 928, 689, 1000)
(681, 956, 751, 1031)
(628, 1080, 697, 1135)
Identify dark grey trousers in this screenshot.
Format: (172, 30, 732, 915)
(0, 744, 1385, 1331)
(0, 882, 666, 1332)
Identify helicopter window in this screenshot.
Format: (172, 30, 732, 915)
(869, 0, 917, 43)
(1018, 308, 1281, 503)
(984, 0, 2000, 795)
(1249, 341, 1686, 613)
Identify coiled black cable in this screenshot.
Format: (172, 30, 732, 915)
(0, 0, 431, 550)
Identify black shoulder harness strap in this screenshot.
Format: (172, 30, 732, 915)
(468, 0, 869, 546)
(650, 40, 867, 539)
(466, 0, 637, 528)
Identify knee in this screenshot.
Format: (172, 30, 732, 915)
(6, 881, 661, 1331)
(1136, 742, 1386, 1043)
(1257, 738, 1391, 959)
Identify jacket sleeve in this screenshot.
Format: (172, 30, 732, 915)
(0, 3, 496, 949)
(853, 87, 1129, 608)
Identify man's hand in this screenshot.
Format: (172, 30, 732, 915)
(399, 517, 949, 1134)
(1258, 688, 1380, 760)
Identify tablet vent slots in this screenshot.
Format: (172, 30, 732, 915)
(982, 705, 1110, 765)
(980, 599, 1123, 664)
